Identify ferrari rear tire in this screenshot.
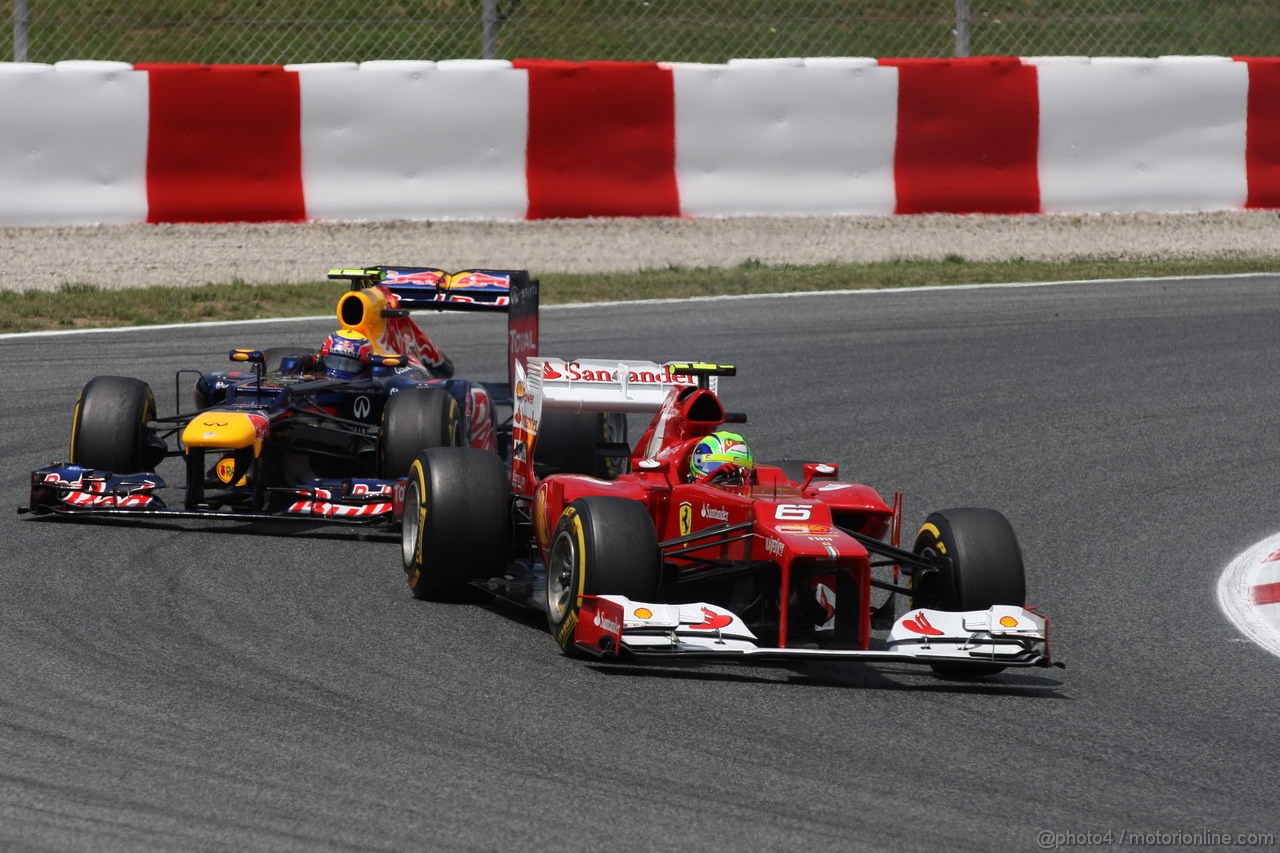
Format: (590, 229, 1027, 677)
(380, 387, 463, 478)
(911, 507, 1026, 678)
(534, 410, 627, 480)
(402, 447, 509, 600)
(545, 496, 660, 654)
(69, 375, 160, 473)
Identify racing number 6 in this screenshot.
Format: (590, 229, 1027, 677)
(775, 504, 811, 520)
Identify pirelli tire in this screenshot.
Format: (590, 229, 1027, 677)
(911, 507, 1027, 679)
(534, 409, 627, 480)
(545, 496, 660, 654)
(401, 447, 509, 600)
(69, 375, 162, 473)
(380, 387, 464, 479)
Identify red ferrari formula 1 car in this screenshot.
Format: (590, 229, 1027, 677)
(400, 359, 1057, 676)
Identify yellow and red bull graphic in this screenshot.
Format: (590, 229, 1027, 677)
(182, 412, 270, 454)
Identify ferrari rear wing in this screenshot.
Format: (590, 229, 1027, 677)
(509, 358, 733, 496)
(522, 358, 732, 414)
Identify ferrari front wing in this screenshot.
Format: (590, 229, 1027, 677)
(574, 596, 1055, 670)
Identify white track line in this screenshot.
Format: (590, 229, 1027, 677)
(1217, 532, 1280, 660)
(1, 272, 1272, 340)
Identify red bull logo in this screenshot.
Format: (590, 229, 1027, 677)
(449, 271, 511, 289)
(384, 269, 446, 286)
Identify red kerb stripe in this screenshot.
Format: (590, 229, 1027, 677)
(1251, 582, 1280, 606)
(1239, 58, 1280, 210)
(141, 64, 305, 223)
(515, 60, 679, 219)
(882, 57, 1040, 215)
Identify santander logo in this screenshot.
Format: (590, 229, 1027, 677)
(593, 609, 622, 635)
(538, 360, 696, 386)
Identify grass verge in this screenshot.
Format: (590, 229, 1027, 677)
(3, 254, 1278, 335)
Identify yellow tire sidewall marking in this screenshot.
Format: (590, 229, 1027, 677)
(918, 522, 947, 554)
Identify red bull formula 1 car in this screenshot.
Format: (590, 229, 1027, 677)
(400, 358, 1058, 677)
(23, 266, 608, 526)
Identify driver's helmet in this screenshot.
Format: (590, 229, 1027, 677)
(689, 430, 754, 480)
(319, 329, 373, 379)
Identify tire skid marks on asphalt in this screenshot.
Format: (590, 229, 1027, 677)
(1217, 532, 1280, 659)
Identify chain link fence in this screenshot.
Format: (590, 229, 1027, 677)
(4, 1, 1278, 66)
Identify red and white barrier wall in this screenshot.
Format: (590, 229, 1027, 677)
(1, 56, 1278, 225)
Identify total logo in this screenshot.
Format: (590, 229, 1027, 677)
(509, 328, 536, 354)
(539, 360, 696, 386)
(701, 505, 729, 522)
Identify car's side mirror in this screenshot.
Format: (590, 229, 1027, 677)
(800, 462, 839, 491)
(229, 349, 264, 365)
(370, 353, 404, 369)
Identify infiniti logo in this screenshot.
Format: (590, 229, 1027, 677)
(353, 396, 371, 419)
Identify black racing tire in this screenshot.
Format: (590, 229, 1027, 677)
(261, 346, 316, 374)
(545, 496, 660, 654)
(401, 447, 509, 600)
(380, 387, 463, 478)
(69, 375, 160, 473)
(534, 410, 627, 480)
(911, 507, 1026, 678)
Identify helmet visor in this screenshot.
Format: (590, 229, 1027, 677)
(324, 352, 366, 377)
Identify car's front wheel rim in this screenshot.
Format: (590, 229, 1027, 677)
(401, 480, 422, 572)
(546, 529, 578, 622)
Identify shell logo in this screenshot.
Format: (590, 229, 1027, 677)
(634, 607, 653, 619)
(999, 615, 1020, 628)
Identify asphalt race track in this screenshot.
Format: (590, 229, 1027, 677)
(2, 278, 1278, 851)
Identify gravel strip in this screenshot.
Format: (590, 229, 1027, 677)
(4, 211, 1279, 292)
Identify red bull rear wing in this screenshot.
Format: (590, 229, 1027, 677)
(329, 265, 538, 395)
(328, 266, 530, 312)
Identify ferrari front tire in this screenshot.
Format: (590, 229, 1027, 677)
(911, 507, 1026, 678)
(69, 375, 160, 473)
(545, 497, 660, 654)
(380, 387, 463, 478)
(402, 447, 508, 600)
